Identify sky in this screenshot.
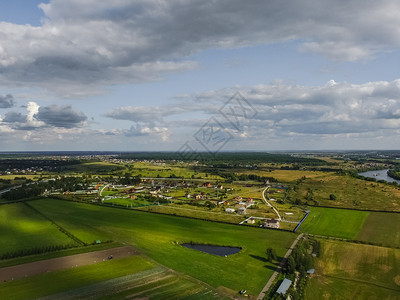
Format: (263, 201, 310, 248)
(0, 0, 400, 152)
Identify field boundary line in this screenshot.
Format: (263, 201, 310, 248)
(23, 202, 86, 246)
(304, 204, 400, 214)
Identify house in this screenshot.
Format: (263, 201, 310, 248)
(225, 208, 235, 213)
(263, 218, 280, 228)
(130, 195, 136, 199)
(246, 197, 253, 203)
(247, 217, 255, 224)
(194, 194, 205, 200)
(202, 182, 211, 187)
(276, 278, 292, 295)
(216, 185, 224, 189)
(238, 207, 247, 215)
(185, 193, 191, 198)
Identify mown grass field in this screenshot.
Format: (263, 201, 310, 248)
(298, 207, 369, 239)
(0, 203, 77, 257)
(297, 207, 400, 248)
(29, 198, 297, 295)
(289, 174, 400, 211)
(304, 240, 400, 300)
(357, 212, 400, 248)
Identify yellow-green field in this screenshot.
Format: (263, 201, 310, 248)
(305, 240, 400, 300)
(289, 174, 400, 211)
(237, 169, 330, 182)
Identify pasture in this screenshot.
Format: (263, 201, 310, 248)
(0, 203, 77, 257)
(297, 207, 369, 239)
(304, 240, 400, 300)
(357, 212, 400, 248)
(288, 174, 400, 211)
(28, 198, 297, 295)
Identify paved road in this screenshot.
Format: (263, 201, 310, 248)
(262, 187, 281, 221)
(256, 233, 304, 300)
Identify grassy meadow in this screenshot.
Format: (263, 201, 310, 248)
(0, 203, 77, 257)
(304, 240, 400, 300)
(289, 174, 400, 211)
(298, 207, 369, 239)
(28, 198, 297, 295)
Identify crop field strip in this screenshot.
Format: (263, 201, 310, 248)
(0, 246, 137, 282)
(0, 255, 155, 300)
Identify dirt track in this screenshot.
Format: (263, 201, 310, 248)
(0, 246, 137, 282)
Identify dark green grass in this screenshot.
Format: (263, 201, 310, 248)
(29, 198, 297, 295)
(0, 203, 77, 257)
(298, 207, 369, 239)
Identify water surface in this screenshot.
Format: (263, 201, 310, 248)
(358, 169, 400, 184)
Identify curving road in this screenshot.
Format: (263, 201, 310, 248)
(262, 187, 281, 221)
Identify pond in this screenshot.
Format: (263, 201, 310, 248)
(181, 243, 241, 256)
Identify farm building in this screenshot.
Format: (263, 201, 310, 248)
(263, 218, 280, 228)
(225, 208, 235, 213)
(276, 278, 292, 295)
(238, 207, 247, 215)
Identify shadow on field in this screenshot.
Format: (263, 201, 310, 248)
(249, 255, 282, 271)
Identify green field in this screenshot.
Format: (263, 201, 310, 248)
(0, 203, 77, 257)
(304, 240, 400, 300)
(28, 198, 297, 295)
(298, 207, 369, 239)
(297, 207, 400, 247)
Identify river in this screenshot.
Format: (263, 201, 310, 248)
(358, 169, 400, 184)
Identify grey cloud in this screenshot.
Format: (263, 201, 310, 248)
(0, 94, 14, 108)
(35, 105, 87, 128)
(3, 111, 27, 123)
(1, 1, 400, 95)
